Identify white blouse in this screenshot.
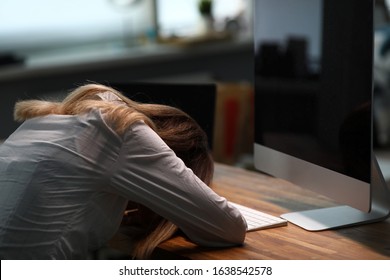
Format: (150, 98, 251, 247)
(0, 103, 247, 259)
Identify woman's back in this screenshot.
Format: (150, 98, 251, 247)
(0, 85, 247, 259)
(0, 110, 127, 259)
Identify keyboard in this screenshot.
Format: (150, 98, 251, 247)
(230, 202, 288, 232)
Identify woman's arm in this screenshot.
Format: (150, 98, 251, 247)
(109, 122, 247, 247)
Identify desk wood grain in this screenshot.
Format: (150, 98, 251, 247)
(156, 163, 390, 260)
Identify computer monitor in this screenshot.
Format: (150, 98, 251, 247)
(109, 82, 216, 150)
(254, 0, 390, 230)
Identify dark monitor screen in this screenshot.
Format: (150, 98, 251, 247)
(254, 0, 372, 184)
(109, 82, 216, 150)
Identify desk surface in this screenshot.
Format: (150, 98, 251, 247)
(111, 163, 390, 260)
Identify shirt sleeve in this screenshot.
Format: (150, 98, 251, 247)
(109, 122, 247, 247)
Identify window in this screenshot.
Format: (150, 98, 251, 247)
(0, 0, 250, 57)
(0, 0, 153, 54)
(157, 0, 247, 37)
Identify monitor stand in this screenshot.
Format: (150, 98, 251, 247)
(281, 157, 390, 231)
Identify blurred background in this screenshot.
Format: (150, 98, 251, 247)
(0, 0, 252, 59)
(0, 0, 254, 166)
(2, 0, 390, 171)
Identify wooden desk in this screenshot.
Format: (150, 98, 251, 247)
(111, 163, 390, 260)
(161, 163, 390, 260)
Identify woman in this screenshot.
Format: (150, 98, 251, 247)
(0, 83, 247, 259)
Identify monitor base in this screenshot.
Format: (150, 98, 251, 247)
(281, 157, 390, 231)
(281, 205, 388, 231)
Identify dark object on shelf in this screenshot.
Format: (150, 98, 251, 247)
(0, 52, 24, 67)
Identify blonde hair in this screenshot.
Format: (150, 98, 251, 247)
(14, 83, 214, 259)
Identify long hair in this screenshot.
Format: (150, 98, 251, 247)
(14, 83, 214, 259)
